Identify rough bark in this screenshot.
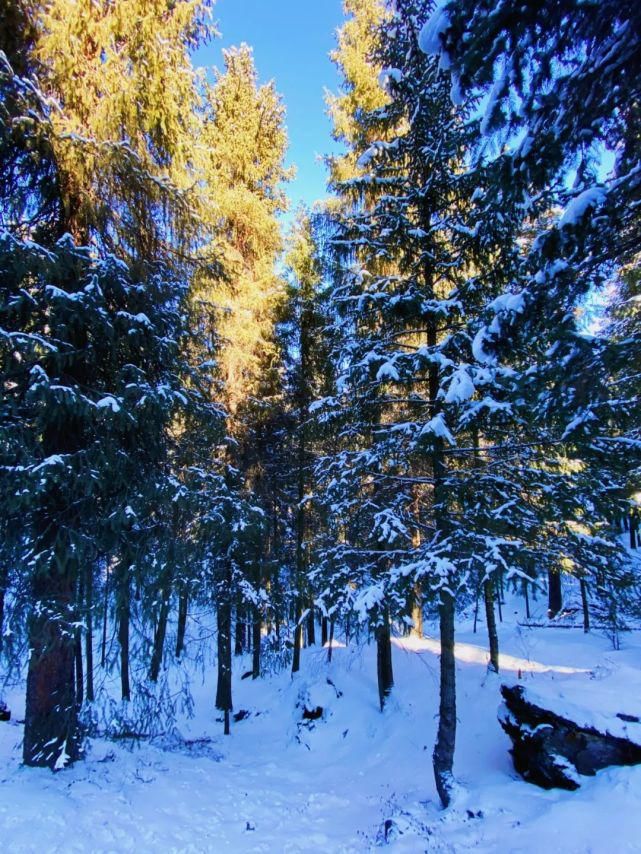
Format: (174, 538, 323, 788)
(23, 567, 80, 768)
(410, 583, 423, 638)
(433, 590, 456, 808)
(484, 576, 499, 673)
(580, 578, 590, 633)
(548, 569, 562, 618)
(176, 587, 188, 659)
(149, 581, 171, 683)
(216, 591, 233, 735)
(376, 610, 394, 711)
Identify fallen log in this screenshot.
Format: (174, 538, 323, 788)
(499, 683, 641, 790)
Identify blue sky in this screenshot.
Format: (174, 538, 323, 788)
(194, 0, 346, 213)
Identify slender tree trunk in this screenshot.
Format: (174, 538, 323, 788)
(175, 587, 188, 659)
(307, 602, 316, 646)
(234, 603, 245, 656)
(252, 606, 261, 679)
(85, 565, 94, 703)
(321, 616, 328, 647)
(327, 619, 335, 663)
(149, 581, 171, 683)
(433, 589, 456, 808)
(411, 583, 423, 638)
(523, 578, 531, 621)
(215, 580, 233, 735)
(376, 608, 394, 711)
(580, 577, 590, 633)
(101, 562, 110, 669)
(74, 571, 84, 709)
(548, 569, 562, 618)
(117, 562, 130, 702)
(0, 563, 7, 656)
(495, 577, 503, 623)
(473, 576, 480, 634)
(484, 576, 499, 673)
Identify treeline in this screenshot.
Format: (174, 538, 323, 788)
(0, 0, 640, 809)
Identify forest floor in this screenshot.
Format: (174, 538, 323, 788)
(2, 592, 641, 853)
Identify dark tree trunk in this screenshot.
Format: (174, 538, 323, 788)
(484, 576, 499, 673)
(321, 616, 328, 647)
(101, 563, 109, 669)
(495, 577, 503, 623)
(85, 565, 94, 703)
(117, 563, 130, 702)
(580, 578, 590, 633)
(473, 576, 480, 634)
(149, 582, 171, 682)
(376, 609, 394, 711)
(252, 607, 261, 679)
(307, 603, 316, 646)
(234, 603, 245, 656)
(523, 578, 531, 621)
(74, 625, 83, 709)
(548, 569, 562, 619)
(23, 566, 80, 768)
(0, 562, 7, 656)
(175, 587, 188, 659)
(327, 619, 335, 663)
(292, 600, 302, 674)
(216, 590, 233, 735)
(433, 590, 456, 808)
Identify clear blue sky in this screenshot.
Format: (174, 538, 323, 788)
(194, 0, 346, 213)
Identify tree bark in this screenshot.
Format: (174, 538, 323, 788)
(321, 616, 328, 647)
(410, 582, 423, 638)
(580, 577, 590, 633)
(376, 608, 394, 711)
(85, 565, 94, 703)
(215, 585, 233, 735)
(484, 576, 499, 673)
(307, 602, 316, 646)
(175, 587, 188, 659)
(149, 581, 171, 682)
(252, 606, 261, 679)
(548, 569, 562, 618)
(433, 589, 456, 808)
(23, 563, 80, 768)
(0, 562, 7, 656)
(117, 562, 130, 701)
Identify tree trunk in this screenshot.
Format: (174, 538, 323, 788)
(101, 562, 110, 669)
(252, 607, 261, 679)
(23, 565, 80, 768)
(548, 569, 562, 618)
(580, 577, 590, 633)
(175, 587, 188, 659)
(321, 616, 328, 647)
(433, 589, 456, 808)
(234, 603, 245, 656)
(327, 619, 335, 664)
(484, 576, 499, 673)
(149, 582, 171, 682)
(410, 582, 423, 638)
(523, 578, 531, 621)
(215, 588, 233, 735)
(376, 609, 394, 711)
(85, 565, 94, 703)
(495, 576, 503, 623)
(117, 563, 130, 702)
(0, 562, 7, 656)
(307, 602, 316, 646)
(292, 600, 302, 674)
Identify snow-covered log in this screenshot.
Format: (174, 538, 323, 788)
(499, 684, 641, 790)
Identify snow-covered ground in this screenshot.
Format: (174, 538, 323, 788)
(2, 599, 641, 852)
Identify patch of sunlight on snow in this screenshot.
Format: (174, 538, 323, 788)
(322, 640, 347, 649)
(391, 635, 590, 674)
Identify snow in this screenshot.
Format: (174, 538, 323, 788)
(418, 4, 450, 57)
(96, 396, 121, 413)
(560, 187, 607, 228)
(2, 597, 641, 851)
(444, 366, 475, 404)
